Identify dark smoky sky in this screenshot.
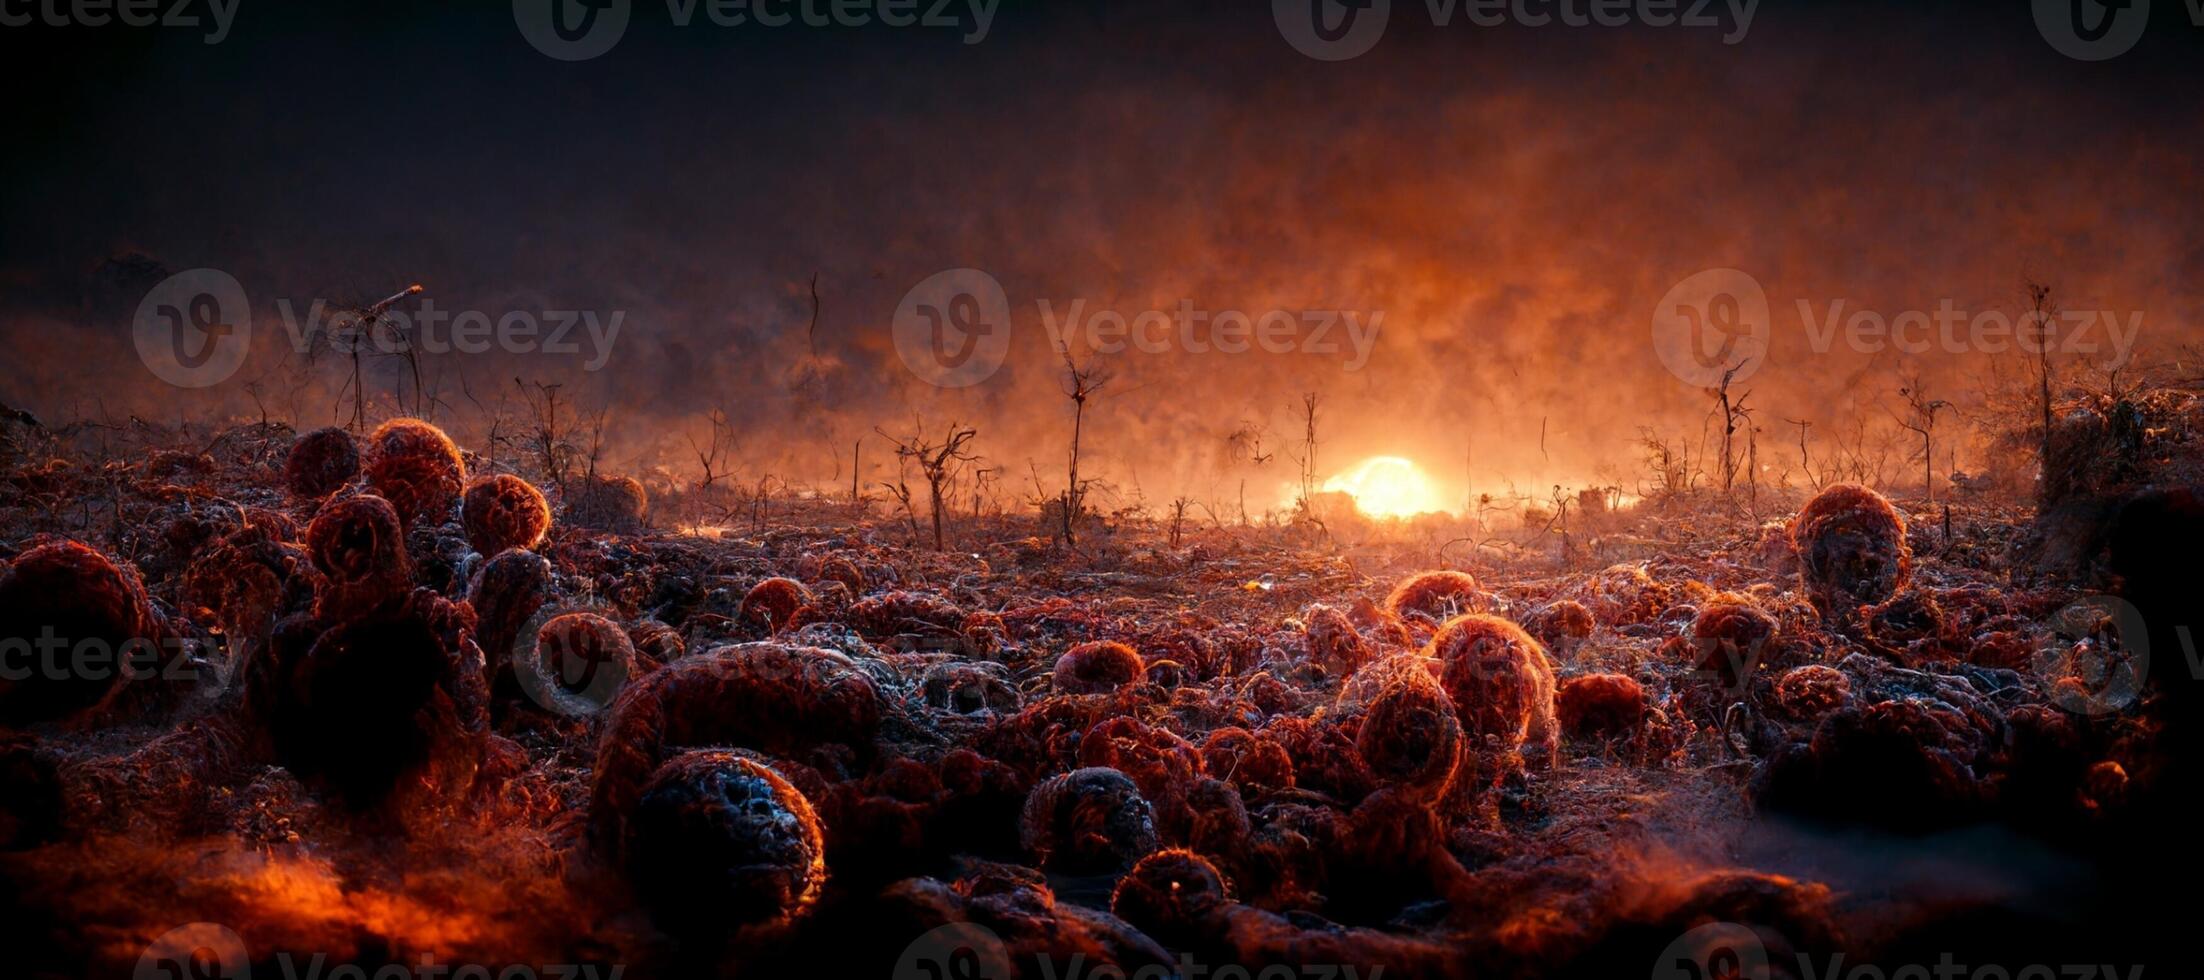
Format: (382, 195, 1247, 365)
(1, 0, 2199, 507)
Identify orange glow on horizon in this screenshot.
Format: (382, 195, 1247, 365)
(1323, 456, 1448, 518)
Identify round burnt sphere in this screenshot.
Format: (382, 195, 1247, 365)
(519, 611, 636, 715)
(1052, 640, 1145, 695)
(1790, 483, 1911, 620)
(1020, 767, 1159, 874)
(305, 494, 412, 622)
(1384, 570, 1483, 622)
(271, 609, 460, 807)
(738, 577, 813, 634)
(1356, 676, 1463, 794)
(626, 750, 826, 929)
(283, 426, 361, 499)
(363, 418, 466, 527)
(0, 541, 157, 726)
(1111, 848, 1232, 948)
(460, 474, 551, 556)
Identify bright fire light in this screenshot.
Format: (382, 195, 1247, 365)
(1323, 456, 1447, 518)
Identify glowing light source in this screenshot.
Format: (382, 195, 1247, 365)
(1323, 456, 1446, 518)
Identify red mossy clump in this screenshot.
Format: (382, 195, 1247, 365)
(566, 474, 648, 533)
(627, 619, 682, 666)
(1200, 727, 1295, 793)
(1425, 614, 1559, 770)
(1140, 625, 1233, 680)
(1182, 776, 1253, 858)
(1053, 640, 1145, 695)
(466, 548, 555, 684)
(1865, 589, 1946, 652)
(1555, 673, 1646, 739)
(920, 660, 1020, 716)
(1110, 848, 1234, 949)
(0, 734, 63, 848)
(1772, 664, 1852, 721)
(305, 494, 412, 622)
(847, 590, 967, 639)
(1078, 715, 1204, 838)
(1524, 599, 1596, 656)
(1688, 594, 1780, 691)
(180, 521, 305, 641)
(811, 555, 866, 596)
(1579, 563, 1673, 626)
(1019, 766, 1159, 874)
(0, 540, 158, 726)
(1144, 659, 1189, 689)
(1967, 631, 2032, 671)
(520, 611, 636, 715)
(363, 418, 466, 526)
(282, 426, 361, 499)
(589, 642, 881, 850)
(958, 610, 1008, 659)
(1301, 603, 1373, 676)
(739, 577, 813, 634)
(625, 749, 826, 932)
(1791, 483, 1912, 622)
(852, 866, 1172, 980)
(267, 591, 488, 810)
(1335, 651, 1442, 714)
(460, 474, 550, 556)
(1758, 696, 1994, 832)
(1384, 570, 1483, 623)
(1354, 675, 1464, 797)
(1114, 843, 1458, 974)
(984, 695, 1112, 779)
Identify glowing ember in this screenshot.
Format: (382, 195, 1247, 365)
(1324, 456, 1447, 518)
